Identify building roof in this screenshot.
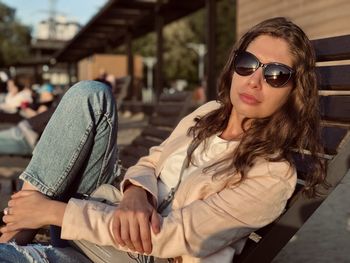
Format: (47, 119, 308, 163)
(54, 0, 207, 63)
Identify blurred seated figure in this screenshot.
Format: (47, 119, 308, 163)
(0, 78, 33, 114)
(0, 71, 9, 103)
(34, 79, 55, 104)
(0, 79, 56, 121)
(0, 106, 56, 156)
(20, 80, 55, 119)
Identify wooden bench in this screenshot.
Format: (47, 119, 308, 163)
(234, 34, 350, 262)
(118, 91, 193, 171)
(112, 76, 131, 110)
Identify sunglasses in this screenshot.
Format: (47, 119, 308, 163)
(233, 51, 294, 88)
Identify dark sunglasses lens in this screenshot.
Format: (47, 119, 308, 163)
(234, 52, 259, 76)
(264, 64, 292, 87)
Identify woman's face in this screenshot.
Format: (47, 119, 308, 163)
(230, 35, 294, 121)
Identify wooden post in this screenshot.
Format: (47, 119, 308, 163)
(155, 1, 164, 101)
(126, 30, 135, 99)
(67, 62, 72, 87)
(206, 0, 217, 101)
(73, 62, 78, 83)
(34, 65, 40, 84)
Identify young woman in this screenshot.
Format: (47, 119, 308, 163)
(0, 17, 326, 262)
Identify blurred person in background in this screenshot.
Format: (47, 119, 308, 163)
(0, 78, 33, 114)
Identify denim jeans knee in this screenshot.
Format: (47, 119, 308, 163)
(20, 80, 119, 199)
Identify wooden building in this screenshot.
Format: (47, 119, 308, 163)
(237, 0, 350, 39)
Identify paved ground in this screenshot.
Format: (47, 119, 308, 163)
(1, 116, 349, 262)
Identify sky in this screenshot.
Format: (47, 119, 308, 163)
(1, 0, 108, 35)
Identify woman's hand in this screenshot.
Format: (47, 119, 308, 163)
(1, 190, 66, 233)
(113, 185, 161, 254)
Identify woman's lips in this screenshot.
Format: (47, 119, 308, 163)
(239, 93, 261, 105)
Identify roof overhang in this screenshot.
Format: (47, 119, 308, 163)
(54, 0, 207, 63)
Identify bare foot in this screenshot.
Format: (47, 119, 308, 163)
(0, 229, 38, 245)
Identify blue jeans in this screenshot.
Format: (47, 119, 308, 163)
(0, 243, 92, 263)
(21, 80, 119, 199)
(0, 81, 120, 262)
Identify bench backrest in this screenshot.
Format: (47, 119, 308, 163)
(234, 35, 350, 262)
(112, 76, 131, 110)
(119, 91, 193, 169)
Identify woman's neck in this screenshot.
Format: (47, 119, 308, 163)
(220, 108, 251, 141)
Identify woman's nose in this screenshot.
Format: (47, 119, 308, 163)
(247, 68, 263, 89)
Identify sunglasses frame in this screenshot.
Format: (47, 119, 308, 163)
(233, 50, 294, 88)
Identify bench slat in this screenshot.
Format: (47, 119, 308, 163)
(150, 116, 181, 127)
(0, 156, 31, 168)
(320, 126, 348, 154)
(120, 155, 139, 168)
(320, 96, 350, 122)
(159, 91, 190, 102)
(141, 126, 171, 141)
(132, 136, 161, 149)
(122, 144, 150, 159)
(119, 91, 192, 170)
(312, 34, 350, 62)
(154, 103, 186, 117)
(317, 65, 350, 90)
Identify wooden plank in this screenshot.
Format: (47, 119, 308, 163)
(159, 91, 190, 102)
(312, 34, 350, 62)
(154, 103, 186, 117)
(121, 144, 149, 159)
(133, 136, 161, 149)
(0, 156, 31, 168)
(317, 65, 350, 90)
(320, 126, 348, 154)
(120, 155, 139, 169)
(150, 116, 180, 127)
(320, 96, 350, 122)
(291, 127, 347, 177)
(141, 126, 171, 141)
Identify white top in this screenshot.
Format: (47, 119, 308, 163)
(0, 90, 32, 113)
(157, 134, 239, 214)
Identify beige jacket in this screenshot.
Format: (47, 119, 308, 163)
(61, 101, 297, 262)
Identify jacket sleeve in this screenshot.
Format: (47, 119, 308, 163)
(61, 160, 296, 259)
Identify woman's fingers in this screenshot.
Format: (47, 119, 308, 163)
(2, 210, 17, 225)
(113, 208, 154, 254)
(2, 190, 51, 230)
(150, 209, 161, 234)
(10, 190, 36, 199)
(0, 222, 21, 233)
(112, 215, 124, 246)
(129, 215, 143, 253)
(112, 186, 157, 253)
(120, 217, 135, 251)
(139, 214, 152, 254)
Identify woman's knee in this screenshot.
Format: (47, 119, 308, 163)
(61, 80, 116, 114)
(68, 80, 113, 101)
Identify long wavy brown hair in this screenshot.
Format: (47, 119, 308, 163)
(187, 17, 327, 197)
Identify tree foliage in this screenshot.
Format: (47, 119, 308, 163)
(0, 2, 31, 67)
(131, 0, 236, 89)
